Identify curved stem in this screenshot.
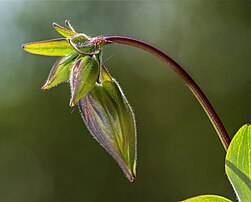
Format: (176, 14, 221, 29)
(100, 36, 231, 151)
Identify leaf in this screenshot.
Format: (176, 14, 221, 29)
(41, 52, 78, 90)
(182, 195, 232, 202)
(78, 66, 137, 182)
(68, 34, 99, 55)
(225, 124, 251, 201)
(70, 56, 99, 107)
(53, 22, 76, 38)
(22, 38, 74, 56)
(65, 20, 76, 32)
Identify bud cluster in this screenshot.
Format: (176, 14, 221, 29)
(22, 21, 137, 182)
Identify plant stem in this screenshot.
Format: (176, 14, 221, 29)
(100, 36, 231, 151)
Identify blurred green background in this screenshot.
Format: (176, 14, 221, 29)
(0, 1, 251, 201)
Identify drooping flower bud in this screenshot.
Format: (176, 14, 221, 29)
(22, 21, 137, 182)
(70, 56, 99, 107)
(78, 66, 137, 182)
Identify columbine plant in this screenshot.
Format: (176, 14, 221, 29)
(22, 21, 251, 201)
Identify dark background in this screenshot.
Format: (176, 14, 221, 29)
(0, 1, 251, 201)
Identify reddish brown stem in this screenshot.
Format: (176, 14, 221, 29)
(100, 36, 231, 151)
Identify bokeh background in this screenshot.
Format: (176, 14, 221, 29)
(0, 1, 251, 201)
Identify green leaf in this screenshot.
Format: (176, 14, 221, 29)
(53, 23, 76, 38)
(22, 38, 74, 56)
(59, 51, 79, 65)
(78, 66, 137, 182)
(70, 56, 99, 107)
(68, 34, 99, 55)
(41, 52, 78, 90)
(225, 124, 251, 201)
(183, 195, 232, 202)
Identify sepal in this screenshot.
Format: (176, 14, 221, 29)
(53, 22, 76, 38)
(22, 38, 74, 56)
(42, 51, 78, 90)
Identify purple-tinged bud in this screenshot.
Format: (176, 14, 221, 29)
(78, 66, 137, 182)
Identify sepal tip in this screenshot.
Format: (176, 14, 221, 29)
(41, 85, 47, 91)
(69, 99, 76, 107)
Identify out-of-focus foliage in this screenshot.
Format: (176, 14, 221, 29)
(226, 124, 251, 201)
(1, 1, 251, 202)
(183, 124, 251, 202)
(183, 195, 231, 202)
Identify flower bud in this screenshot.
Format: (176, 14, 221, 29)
(70, 56, 99, 107)
(78, 66, 137, 182)
(68, 34, 99, 55)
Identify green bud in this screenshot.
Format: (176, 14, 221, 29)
(78, 66, 137, 182)
(41, 51, 78, 90)
(68, 34, 99, 55)
(70, 56, 99, 107)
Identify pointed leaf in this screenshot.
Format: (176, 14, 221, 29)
(65, 20, 76, 32)
(68, 34, 99, 55)
(78, 67, 137, 182)
(42, 52, 78, 90)
(53, 23, 76, 38)
(70, 56, 99, 107)
(183, 195, 232, 202)
(59, 51, 79, 65)
(225, 124, 251, 201)
(22, 38, 74, 56)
